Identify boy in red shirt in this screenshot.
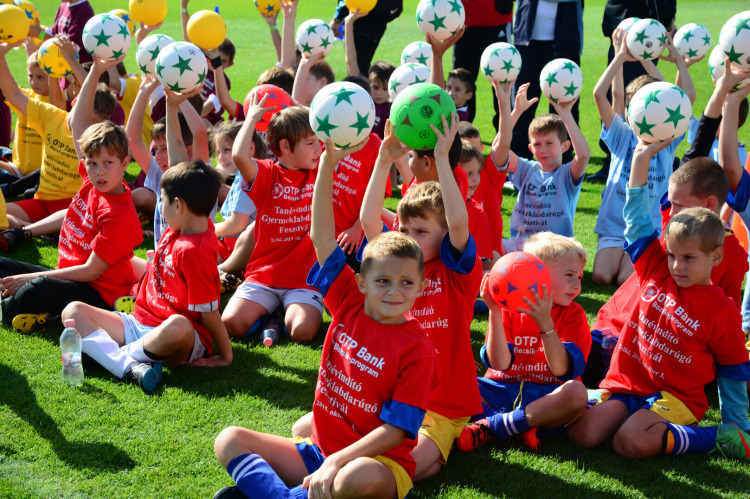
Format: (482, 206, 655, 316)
(213, 139, 435, 499)
(567, 139, 750, 460)
(0, 56, 141, 332)
(457, 232, 590, 452)
(62, 160, 232, 392)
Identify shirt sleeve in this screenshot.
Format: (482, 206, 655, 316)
(727, 169, 750, 218)
(601, 114, 629, 153)
(91, 199, 143, 265)
(379, 399, 425, 440)
(181, 237, 221, 312)
(623, 184, 660, 263)
(439, 233, 477, 275)
(306, 246, 358, 316)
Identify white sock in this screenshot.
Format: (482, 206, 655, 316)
(120, 337, 156, 363)
(81, 329, 137, 379)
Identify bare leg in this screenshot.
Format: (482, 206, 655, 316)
(220, 222, 255, 276)
(592, 246, 624, 286)
(612, 409, 668, 458)
(525, 380, 588, 430)
(412, 434, 442, 481)
(222, 295, 270, 338)
(567, 398, 630, 448)
(284, 303, 322, 342)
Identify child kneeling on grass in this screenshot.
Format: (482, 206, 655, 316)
(213, 139, 436, 499)
(62, 161, 232, 392)
(458, 232, 590, 452)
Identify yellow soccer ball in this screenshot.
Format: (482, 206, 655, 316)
(110, 8, 137, 37)
(254, 0, 280, 18)
(38, 38, 74, 78)
(128, 0, 167, 27)
(0, 4, 29, 44)
(186, 10, 226, 50)
(13, 0, 39, 25)
(345, 0, 377, 14)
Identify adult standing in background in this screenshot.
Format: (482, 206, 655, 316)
(510, 0, 583, 163)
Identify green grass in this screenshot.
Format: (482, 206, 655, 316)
(2, 0, 750, 497)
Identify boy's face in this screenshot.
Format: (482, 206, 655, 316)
(461, 158, 482, 197)
(281, 134, 321, 170)
(85, 149, 129, 195)
(665, 236, 722, 287)
(160, 188, 181, 232)
(219, 51, 233, 70)
(369, 77, 389, 105)
(399, 215, 446, 263)
(27, 64, 49, 96)
(546, 255, 584, 306)
(356, 255, 427, 324)
(446, 77, 473, 108)
(464, 135, 482, 151)
(528, 132, 569, 169)
(667, 182, 716, 217)
(302, 74, 327, 106)
(215, 134, 235, 171)
(152, 135, 170, 171)
(407, 152, 438, 183)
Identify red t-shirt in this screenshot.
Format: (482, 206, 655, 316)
(484, 303, 591, 384)
(311, 263, 436, 479)
(472, 154, 507, 255)
(410, 240, 484, 418)
(466, 197, 493, 259)
(57, 162, 142, 306)
(462, 0, 513, 27)
(600, 240, 749, 420)
(393, 167, 469, 231)
(242, 159, 317, 289)
(133, 227, 220, 354)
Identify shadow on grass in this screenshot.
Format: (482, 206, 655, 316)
(0, 364, 136, 472)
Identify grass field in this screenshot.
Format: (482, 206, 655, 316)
(2, 0, 750, 498)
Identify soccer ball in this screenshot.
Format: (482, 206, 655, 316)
(416, 0, 465, 42)
(309, 82, 375, 148)
(243, 84, 293, 132)
(129, 0, 167, 27)
(674, 23, 711, 62)
(488, 252, 551, 312)
(480, 42, 522, 84)
(154, 42, 208, 94)
(0, 4, 28, 44)
(627, 82, 692, 143)
(109, 8, 136, 37)
(616, 17, 640, 33)
(82, 14, 132, 62)
(13, 0, 39, 43)
(186, 10, 226, 51)
(718, 11, 750, 72)
(708, 44, 750, 90)
(388, 62, 431, 100)
(626, 18, 667, 61)
(254, 0, 280, 17)
(136, 34, 174, 76)
(401, 41, 433, 67)
(540, 58, 583, 103)
(296, 19, 334, 58)
(390, 82, 456, 150)
(38, 38, 77, 78)
(344, 0, 377, 15)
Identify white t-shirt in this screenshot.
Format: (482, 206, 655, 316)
(531, 1, 558, 41)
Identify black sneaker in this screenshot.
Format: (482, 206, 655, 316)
(213, 486, 247, 499)
(124, 362, 159, 392)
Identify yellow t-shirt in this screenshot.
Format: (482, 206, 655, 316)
(8, 88, 49, 176)
(0, 189, 8, 231)
(119, 75, 153, 146)
(25, 99, 81, 201)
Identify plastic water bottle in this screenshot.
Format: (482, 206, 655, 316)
(60, 319, 83, 386)
(600, 327, 618, 370)
(145, 249, 156, 273)
(262, 313, 281, 347)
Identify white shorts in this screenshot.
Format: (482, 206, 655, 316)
(231, 282, 324, 315)
(596, 236, 626, 254)
(118, 312, 206, 364)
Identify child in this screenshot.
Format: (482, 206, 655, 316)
(457, 232, 590, 452)
(459, 139, 493, 262)
(446, 68, 475, 122)
(494, 81, 590, 252)
(62, 160, 232, 392)
(567, 138, 750, 460)
(0, 57, 142, 332)
(360, 116, 483, 480)
(212, 139, 435, 499)
(291, 54, 335, 106)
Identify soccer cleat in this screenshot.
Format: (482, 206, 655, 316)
(457, 419, 493, 452)
(0, 228, 30, 252)
(12, 313, 50, 333)
(124, 362, 159, 393)
(519, 427, 540, 451)
(219, 270, 243, 294)
(213, 486, 247, 499)
(714, 424, 750, 460)
(114, 296, 136, 314)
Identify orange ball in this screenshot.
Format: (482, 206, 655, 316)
(488, 252, 551, 312)
(186, 10, 226, 50)
(344, 0, 377, 14)
(129, 0, 167, 27)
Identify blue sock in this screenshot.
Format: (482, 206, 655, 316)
(289, 486, 308, 498)
(486, 408, 531, 440)
(663, 423, 718, 455)
(475, 402, 500, 421)
(227, 453, 295, 499)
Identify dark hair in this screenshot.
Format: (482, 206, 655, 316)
(267, 107, 313, 157)
(116, 61, 127, 77)
(670, 157, 729, 207)
(368, 61, 395, 85)
(739, 97, 749, 129)
(152, 114, 194, 147)
(447, 68, 475, 94)
(218, 38, 236, 64)
(457, 121, 480, 140)
(211, 121, 267, 160)
(160, 160, 220, 217)
(343, 75, 371, 94)
(414, 133, 462, 169)
(459, 140, 483, 169)
(309, 61, 335, 85)
(93, 83, 117, 121)
(81, 62, 111, 87)
(187, 94, 204, 116)
(258, 66, 295, 95)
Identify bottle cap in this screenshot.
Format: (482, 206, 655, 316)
(64, 319, 75, 327)
(601, 327, 612, 336)
(147, 250, 156, 257)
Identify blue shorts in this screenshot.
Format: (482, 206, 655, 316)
(477, 378, 559, 413)
(601, 390, 698, 425)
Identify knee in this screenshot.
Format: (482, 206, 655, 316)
(286, 317, 320, 343)
(214, 426, 245, 467)
(612, 428, 651, 458)
(616, 271, 630, 287)
(591, 267, 612, 286)
(414, 460, 441, 482)
(222, 313, 247, 338)
(163, 316, 194, 344)
(61, 301, 85, 322)
(566, 418, 601, 449)
(334, 458, 392, 497)
(558, 381, 588, 412)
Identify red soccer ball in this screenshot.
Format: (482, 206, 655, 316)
(488, 251, 551, 312)
(243, 84, 293, 132)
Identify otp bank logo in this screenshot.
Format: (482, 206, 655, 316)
(641, 283, 659, 302)
(272, 183, 284, 199)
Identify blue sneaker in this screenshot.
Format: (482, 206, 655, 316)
(124, 362, 159, 393)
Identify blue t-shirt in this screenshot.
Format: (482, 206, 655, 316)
(595, 114, 682, 240)
(509, 157, 583, 238)
(687, 116, 748, 167)
(220, 173, 256, 237)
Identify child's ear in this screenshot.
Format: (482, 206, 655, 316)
(186, 145, 193, 160)
(711, 246, 724, 268)
(418, 277, 428, 295)
(425, 156, 436, 171)
(279, 139, 291, 155)
(120, 156, 130, 171)
(355, 273, 366, 294)
(704, 195, 719, 213)
(467, 91, 474, 101)
(561, 140, 571, 153)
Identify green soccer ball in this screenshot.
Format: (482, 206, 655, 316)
(389, 83, 456, 150)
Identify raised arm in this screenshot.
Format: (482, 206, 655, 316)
(666, 35, 696, 105)
(510, 82, 539, 128)
(343, 9, 362, 76)
(57, 35, 88, 94)
(177, 90, 209, 162)
(492, 81, 518, 173)
(550, 96, 590, 182)
(209, 61, 239, 118)
(126, 76, 161, 172)
(292, 53, 323, 107)
(279, 0, 298, 70)
(261, 6, 282, 62)
(594, 29, 634, 129)
(0, 41, 29, 114)
(180, 0, 191, 42)
(232, 94, 272, 184)
(433, 113, 469, 252)
(480, 275, 512, 371)
(719, 75, 750, 191)
(427, 28, 464, 89)
(135, 21, 163, 46)
(165, 89, 191, 165)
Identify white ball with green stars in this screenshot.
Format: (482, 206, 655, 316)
(719, 11, 750, 72)
(296, 19, 334, 58)
(388, 62, 431, 100)
(625, 18, 667, 61)
(82, 13, 131, 61)
(480, 42, 522, 84)
(309, 82, 375, 148)
(616, 17, 640, 33)
(401, 41, 433, 67)
(136, 34, 175, 76)
(539, 58, 583, 104)
(674, 23, 711, 63)
(416, 0, 464, 42)
(627, 82, 692, 144)
(154, 42, 208, 94)
(708, 44, 750, 90)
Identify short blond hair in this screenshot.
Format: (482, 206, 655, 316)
(664, 207, 725, 254)
(397, 181, 447, 230)
(523, 232, 587, 266)
(360, 231, 424, 277)
(78, 121, 129, 160)
(528, 113, 567, 142)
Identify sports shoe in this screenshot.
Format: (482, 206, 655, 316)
(0, 228, 31, 252)
(124, 362, 159, 393)
(457, 419, 493, 452)
(114, 296, 136, 314)
(219, 269, 243, 294)
(714, 424, 750, 460)
(213, 485, 247, 499)
(12, 313, 51, 333)
(519, 427, 540, 451)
